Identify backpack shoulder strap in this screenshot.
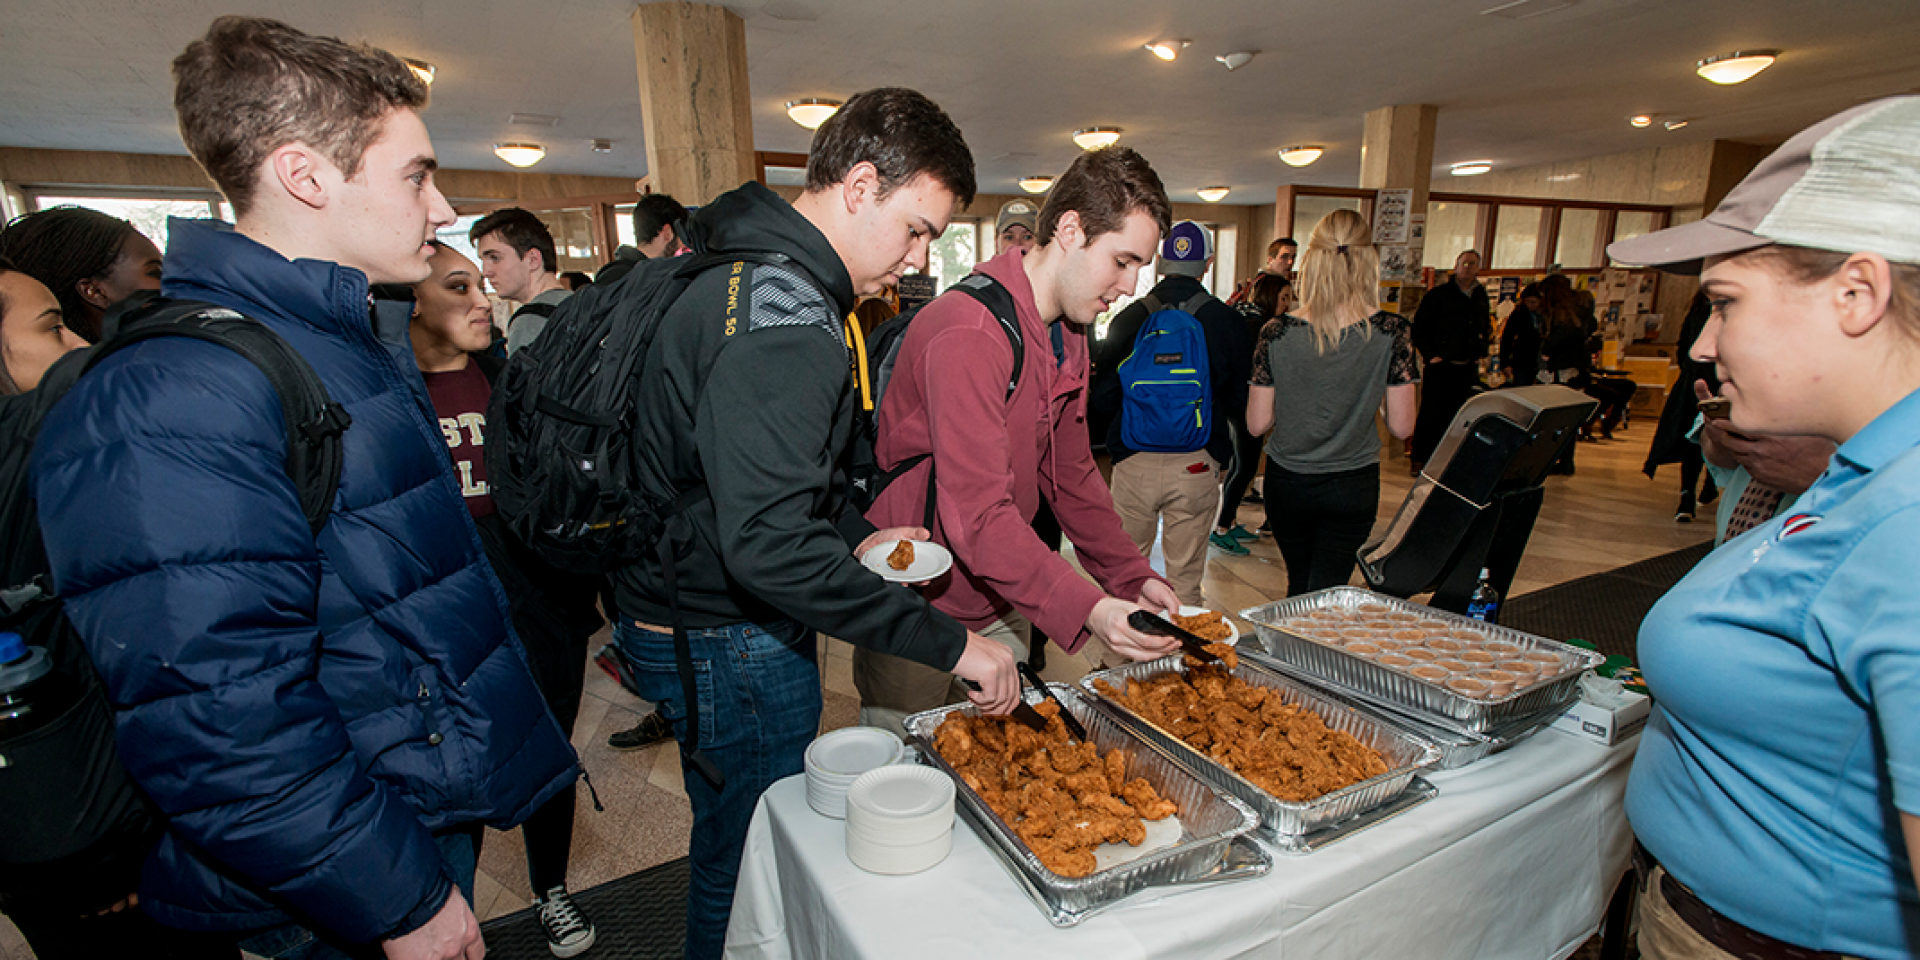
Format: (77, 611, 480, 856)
(950, 273, 1024, 400)
(1177, 291, 1214, 317)
(85, 297, 348, 536)
(512, 300, 558, 320)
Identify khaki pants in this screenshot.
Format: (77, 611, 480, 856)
(853, 613, 1032, 739)
(1110, 451, 1220, 607)
(1635, 865, 1861, 960)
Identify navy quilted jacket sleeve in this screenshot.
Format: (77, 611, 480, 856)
(31, 338, 449, 943)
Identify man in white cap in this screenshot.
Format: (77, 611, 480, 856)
(995, 199, 1038, 255)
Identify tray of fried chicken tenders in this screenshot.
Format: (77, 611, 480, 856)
(1081, 646, 1441, 849)
(1242, 587, 1604, 735)
(906, 683, 1269, 927)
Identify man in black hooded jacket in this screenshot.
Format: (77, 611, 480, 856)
(604, 88, 1019, 960)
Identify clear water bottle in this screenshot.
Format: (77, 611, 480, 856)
(0, 631, 81, 742)
(1466, 568, 1502, 624)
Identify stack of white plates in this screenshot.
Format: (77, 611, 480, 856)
(845, 764, 956, 875)
(805, 726, 904, 819)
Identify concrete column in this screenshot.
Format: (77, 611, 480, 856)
(1358, 103, 1439, 214)
(631, 2, 756, 205)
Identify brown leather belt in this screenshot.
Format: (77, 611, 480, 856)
(1633, 840, 1847, 960)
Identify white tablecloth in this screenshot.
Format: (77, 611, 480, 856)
(726, 727, 1635, 960)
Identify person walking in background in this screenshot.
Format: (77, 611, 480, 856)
(0, 207, 163, 344)
(596, 192, 690, 285)
(1246, 209, 1417, 595)
(1228, 237, 1297, 304)
(409, 242, 603, 958)
(32, 18, 577, 959)
(1216, 272, 1293, 549)
(1643, 291, 1721, 521)
(1409, 249, 1489, 472)
(1498, 282, 1546, 389)
(473, 207, 571, 355)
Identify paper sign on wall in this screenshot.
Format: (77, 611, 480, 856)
(1374, 189, 1413, 244)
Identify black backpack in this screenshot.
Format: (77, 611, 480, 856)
(0, 294, 346, 904)
(848, 273, 1023, 526)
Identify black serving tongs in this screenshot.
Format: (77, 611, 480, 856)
(1128, 610, 1223, 664)
(958, 665, 1087, 739)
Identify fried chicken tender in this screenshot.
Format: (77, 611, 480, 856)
(1097, 664, 1389, 804)
(1171, 610, 1232, 641)
(931, 705, 1180, 878)
(886, 539, 915, 570)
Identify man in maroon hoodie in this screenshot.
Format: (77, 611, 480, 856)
(855, 147, 1185, 733)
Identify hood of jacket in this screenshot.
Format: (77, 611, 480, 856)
(694, 182, 857, 317)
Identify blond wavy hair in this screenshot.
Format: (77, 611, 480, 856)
(1295, 209, 1381, 352)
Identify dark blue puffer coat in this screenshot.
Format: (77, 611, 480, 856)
(30, 219, 578, 943)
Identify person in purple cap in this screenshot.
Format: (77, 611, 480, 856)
(1614, 95, 1920, 960)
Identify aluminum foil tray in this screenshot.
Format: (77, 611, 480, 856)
(1241, 587, 1604, 734)
(1079, 656, 1440, 844)
(905, 683, 1267, 927)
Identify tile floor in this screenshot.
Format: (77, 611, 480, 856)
(0, 425, 1707, 958)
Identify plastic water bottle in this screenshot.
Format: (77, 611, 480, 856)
(0, 631, 80, 743)
(1465, 568, 1502, 624)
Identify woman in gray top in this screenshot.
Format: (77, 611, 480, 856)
(1246, 209, 1418, 595)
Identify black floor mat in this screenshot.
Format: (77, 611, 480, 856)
(1500, 542, 1713, 662)
(479, 857, 687, 959)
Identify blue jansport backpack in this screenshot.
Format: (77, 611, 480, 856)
(1117, 290, 1213, 453)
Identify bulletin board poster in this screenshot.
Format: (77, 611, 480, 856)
(1380, 244, 1414, 283)
(1497, 277, 1521, 304)
(896, 273, 936, 313)
(1374, 189, 1413, 244)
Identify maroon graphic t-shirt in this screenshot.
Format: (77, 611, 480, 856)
(422, 362, 497, 518)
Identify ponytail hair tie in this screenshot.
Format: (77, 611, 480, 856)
(1336, 244, 1349, 254)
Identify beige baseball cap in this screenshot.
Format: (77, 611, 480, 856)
(995, 200, 1038, 237)
(1608, 95, 1920, 275)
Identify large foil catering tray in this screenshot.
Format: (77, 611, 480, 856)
(905, 683, 1268, 927)
(1241, 587, 1603, 734)
(1079, 656, 1440, 846)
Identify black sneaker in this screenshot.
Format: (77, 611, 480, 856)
(608, 711, 672, 750)
(537, 885, 596, 958)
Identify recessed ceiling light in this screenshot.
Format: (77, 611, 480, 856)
(1547, 172, 1584, 182)
(1018, 176, 1053, 194)
(1664, 119, 1690, 131)
(1196, 186, 1230, 202)
(1144, 40, 1189, 61)
(1451, 161, 1493, 176)
(493, 143, 546, 168)
(1278, 145, 1324, 167)
(1072, 127, 1122, 150)
(1215, 51, 1257, 71)
(1629, 115, 1653, 128)
(1696, 50, 1779, 84)
(786, 98, 842, 130)
(591, 139, 613, 153)
(403, 59, 435, 86)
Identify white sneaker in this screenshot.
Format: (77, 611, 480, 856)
(537, 885, 597, 958)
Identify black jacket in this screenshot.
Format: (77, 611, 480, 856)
(610, 183, 967, 670)
(1090, 275, 1252, 466)
(1412, 279, 1492, 364)
(1499, 306, 1544, 387)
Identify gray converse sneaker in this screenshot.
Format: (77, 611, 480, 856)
(537, 885, 596, 958)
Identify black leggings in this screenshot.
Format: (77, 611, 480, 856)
(1216, 415, 1264, 529)
(1263, 460, 1380, 596)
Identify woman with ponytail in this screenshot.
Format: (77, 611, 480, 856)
(1245, 209, 1418, 595)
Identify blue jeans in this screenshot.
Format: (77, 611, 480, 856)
(612, 616, 820, 960)
(235, 826, 479, 960)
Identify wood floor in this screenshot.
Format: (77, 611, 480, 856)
(0, 424, 1706, 958)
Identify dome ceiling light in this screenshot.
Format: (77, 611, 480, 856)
(1451, 161, 1494, 176)
(1629, 115, 1653, 127)
(1196, 186, 1230, 202)
(1072, 127, 1122, 150)
(785, 98, 842, 130)
(1018, 176, 1054, 194)
(1696, 50, 1779, 84)
(1215, 51, 1257, 71)
(1278, 145, 1324, 167)
(1144, 40, 1189, 61)
(493, 143, 546, 168)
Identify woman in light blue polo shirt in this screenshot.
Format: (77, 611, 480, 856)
(1610, 96, 1920, 960)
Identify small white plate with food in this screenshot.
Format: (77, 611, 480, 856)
(1172, 605, 1240, 645)
(861, 539, 953, 583)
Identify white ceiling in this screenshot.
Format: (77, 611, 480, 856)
(3, 0, 1918, 204)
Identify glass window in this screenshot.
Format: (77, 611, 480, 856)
(926, 220, 979, 295)
(435, 215, 485, 264)
(1423, 201, 1481, 269)
(613, 204, 637, 249)
(32, 195, 222, 251)
(1613, 210, 1658, 246)
(532, 207, 599, 276)
(1292, 196, 1363, 249)
(1210, 223, 1238, 300)
(1554, 208, 1604, 270)
(1491, 205, 1547, 270)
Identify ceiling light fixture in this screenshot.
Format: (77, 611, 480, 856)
(1451, 161, 1493, 177)
(1629, 114, 1653, 128)
(1696, 49, 1779, 85)
(1144, 39, 1189, 61)
(1215, 51, 1257, 71)
(785, 98, 842, 130)
(1278, 145, 1324, 167)
(1018, 176, 1054, 194)
(1196, 186, 1230, 203)
(403, 59, 436, 86)
(493, 143, 546, 168)
(1664, 119, 1690, 131)
(591, 139, 613, 153)
(1072, 127, 1122, 150)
